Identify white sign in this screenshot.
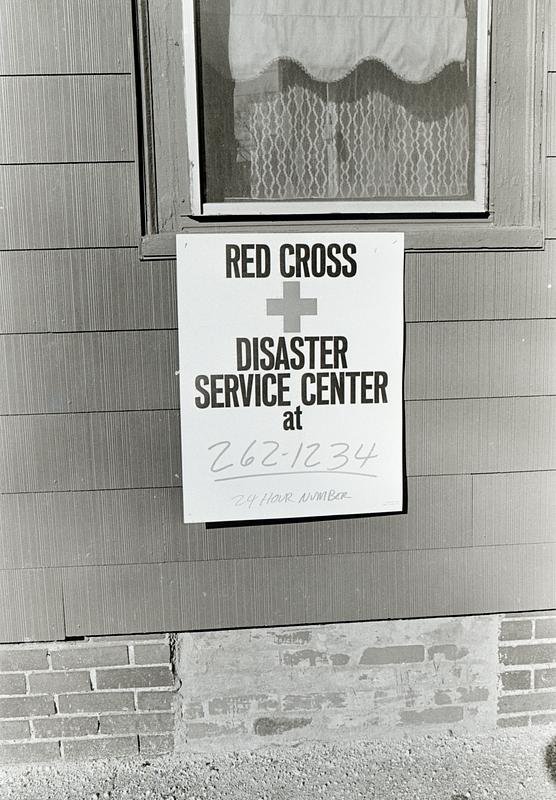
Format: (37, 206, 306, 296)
(177, 233, 404, 523)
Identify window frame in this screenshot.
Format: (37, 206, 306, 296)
(136, 0, 547, 258)
(183, 0, 491, 217)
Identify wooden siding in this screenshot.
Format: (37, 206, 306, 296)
(0, 399, 554, 496)
(0, 319, 553, 415)
(0, 250, 176, 335)
(405, 245, 556, 322)
(0, 0, 554, 640)
(0, 76, 135, 163)
(473, 471, 556, 547)
(0, 0, 133, 75)
(0, 246, 553, 337)
(0, 330, 179, 414)
(0, 412, 181, 494)
(61, 544, 556, 636)
(0, 476, 472, 570)
(0, 569, 64, 642)
(0, 164, 140, 249)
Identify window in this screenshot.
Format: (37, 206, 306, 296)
(185, 0, 489, 215)
(137, 0, 546, 256)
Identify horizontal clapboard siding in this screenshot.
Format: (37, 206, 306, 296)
(406, 319, 555, 400)
(61, 543, 556, 635)
(0, 0, 133, 75)
(0, 250, 176, 334)
(0, 568, 64, 642)
(0, 476, 471, 569)
(0, 331, 179, 414)
(473, 471, 556, 546)
(0, 246, 554, 336)
(0, 319, 553, 414)
(406, 243, 556, 322)
(4, 470, 554, 571)
(0, 75, 135, 163)
(1, 399, 554, 494)
(0, 411, 181, 494)
(409, 396, 556, 476)
(0, 163, 140, 249)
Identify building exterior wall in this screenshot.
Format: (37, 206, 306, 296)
(0, 0, 554, 765)
(3, 611, 556, 762)
(0, 635, 175, 764)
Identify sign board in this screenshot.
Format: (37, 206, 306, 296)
(177, 233, 404, 523)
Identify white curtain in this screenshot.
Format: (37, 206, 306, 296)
(229, 0, 468, 84)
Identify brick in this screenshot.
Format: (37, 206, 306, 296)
(132, 643, 171, 665)
(282, 650, 329, 667)
(535, 668, 556, 689)
(273, 630, 313, 645)
(498, 691, 556, 714)
(457, 687, 489, 703)
(500, 620, 533, 641)
(253, 717, 311, 736)
(0, 720, 30, 740)
(434, 691, 452, 705)
(0, 741, 60, 764)
(99, 712, 173, 735)
(96, 666, 173, 690)
(531, 712, 556, 726)
(136, 690, 174, 712)
(51, 646, 129, 670)
(497, 716, 529, 728)
(0, 673, 26, 694)
(208, 695, 279, 716)
(28, 671, 91, 695)
(427, 645, 468, 661)
(186, 721, 246, 739)
(0, 649, 48, 672)
(399, 706, 464, 725)
(181, 700, 204, 719)
(500, 671, 531, 691)
(282, 693, 346, 712)
(499, 644, 556, 666)
(535, 618, 556, 639)
(139, 733, 174, 755)
(63, 736, 138, 761)
(360, 646, 425, 665)
(0, 695, 54, 718)
(32, 716, 99, 739)
(58, 691, 134, 714)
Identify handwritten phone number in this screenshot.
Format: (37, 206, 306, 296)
(207, 439, 378, 476)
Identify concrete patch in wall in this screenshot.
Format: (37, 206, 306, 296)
(175, 615, 499, 751)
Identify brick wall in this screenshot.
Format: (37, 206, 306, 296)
(498, 611, 556, 728)
(0, 635, 176, 764)
(4, 614, 556, 764)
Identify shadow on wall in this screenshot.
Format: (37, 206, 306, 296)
(545, 738, 556, 785)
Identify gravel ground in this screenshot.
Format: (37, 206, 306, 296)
(2, 728, 556, 800)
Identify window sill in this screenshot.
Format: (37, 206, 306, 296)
(140, 222, 544, 261)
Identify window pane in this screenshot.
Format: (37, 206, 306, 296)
(197, 0, 478, 205)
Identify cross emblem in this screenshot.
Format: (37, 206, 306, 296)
(266, 281, 318, 333)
